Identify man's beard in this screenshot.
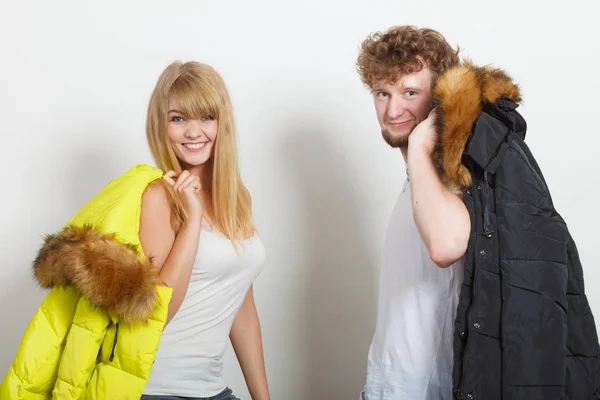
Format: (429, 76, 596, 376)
(382, 129, 408, 148)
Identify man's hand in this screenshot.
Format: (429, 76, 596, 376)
(408, 109, 437, 155)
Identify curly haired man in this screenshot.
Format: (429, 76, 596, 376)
(356, 26, 469, 400)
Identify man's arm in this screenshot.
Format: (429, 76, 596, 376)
(407, 111, 470, 268)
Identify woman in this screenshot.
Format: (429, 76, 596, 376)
(140, 61, 270, 400)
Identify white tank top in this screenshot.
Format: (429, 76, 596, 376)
(143, 228, 266, 397)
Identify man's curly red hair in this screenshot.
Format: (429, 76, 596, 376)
(357, 25, 460, 89)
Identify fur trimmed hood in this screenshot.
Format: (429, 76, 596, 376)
(432, 60, 521, 191)
(33, 225, 161, 324)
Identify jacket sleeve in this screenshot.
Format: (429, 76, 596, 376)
(564, 237, 600, 399)
(498, 139, 569, 399)
(0, 287, 79, 400)
(51, 296, 110, 399)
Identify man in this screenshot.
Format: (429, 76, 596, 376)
(358, 24, 600, 400)
(356, 26, 469, 399)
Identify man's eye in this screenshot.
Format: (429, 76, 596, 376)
(377, 92, 389, 99)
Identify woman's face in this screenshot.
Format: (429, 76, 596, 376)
(166, 96, 218, 168)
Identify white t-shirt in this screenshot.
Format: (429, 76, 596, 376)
(143, 229, 266, 398)
(364, 179, 464, 400)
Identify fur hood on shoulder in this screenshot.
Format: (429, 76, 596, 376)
(432, 60, 522, 191)
(33, 226, 161, 324)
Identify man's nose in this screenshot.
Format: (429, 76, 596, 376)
(387, 97, 407, 120)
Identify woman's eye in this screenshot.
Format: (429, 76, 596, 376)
(171, 116, 184, 122)
(201, 115, 214, 121)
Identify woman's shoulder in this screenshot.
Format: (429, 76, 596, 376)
(113, 163, 168, 200)
(142, 179, 172, 213)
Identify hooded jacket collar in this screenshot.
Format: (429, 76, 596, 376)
(432, 60, 522, 191)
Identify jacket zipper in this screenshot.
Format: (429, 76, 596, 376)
(459, 184, 487, 399)
(109, 322, 119, 362)
(482, 171, 495, 236)
(460, 251, 478, 398)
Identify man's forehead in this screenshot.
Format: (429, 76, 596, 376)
(374, 72, 427, 90)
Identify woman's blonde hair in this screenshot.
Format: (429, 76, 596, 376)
(146, 61, 255, 245)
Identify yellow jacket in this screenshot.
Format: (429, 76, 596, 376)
(0, 164, 173, 399)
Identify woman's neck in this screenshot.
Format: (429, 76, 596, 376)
(182, 163, 206, 180)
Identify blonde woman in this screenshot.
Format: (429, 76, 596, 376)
(140, 61, 270, 400)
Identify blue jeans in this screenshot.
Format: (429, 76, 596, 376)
(141, 387, 240, 400)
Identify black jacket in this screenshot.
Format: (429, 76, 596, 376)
(431, 62, 600, 400)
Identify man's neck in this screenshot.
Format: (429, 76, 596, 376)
(400, 147, 410, 181)
(400, 147, 408, 163)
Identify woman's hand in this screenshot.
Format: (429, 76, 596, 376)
(164, 170, 203, 218)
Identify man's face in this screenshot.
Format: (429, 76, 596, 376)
(372, 66, 434, 148)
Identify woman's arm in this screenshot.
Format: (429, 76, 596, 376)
(230, 285, 270, 400)
(139, 176, 202, 324)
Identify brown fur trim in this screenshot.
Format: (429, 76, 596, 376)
(432, 60, 521, 190)
(33, 226, 160, 324)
